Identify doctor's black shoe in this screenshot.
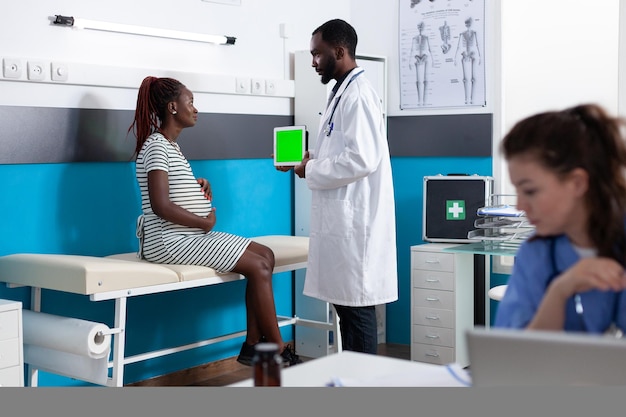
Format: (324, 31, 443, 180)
(280, 344, 303, 367)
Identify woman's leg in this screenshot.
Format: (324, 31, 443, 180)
(232, 242, 285, 351)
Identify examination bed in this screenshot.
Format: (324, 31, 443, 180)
(0, 235, 339, 387)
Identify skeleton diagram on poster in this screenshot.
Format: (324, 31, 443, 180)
(400, 0, 486, 109)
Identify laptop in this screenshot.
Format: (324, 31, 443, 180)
(466, 326, 626, 386)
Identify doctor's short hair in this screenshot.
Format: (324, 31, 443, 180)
(313, 19, 358, 59)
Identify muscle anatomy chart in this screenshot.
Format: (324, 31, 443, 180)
(400, 0, 486, 109)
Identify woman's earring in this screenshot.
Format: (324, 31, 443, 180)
(171, 110, 177, 115)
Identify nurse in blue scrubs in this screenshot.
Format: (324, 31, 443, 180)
(494, 104, 626, 335)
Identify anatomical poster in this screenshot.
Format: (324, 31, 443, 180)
(399, 0, 486, 109)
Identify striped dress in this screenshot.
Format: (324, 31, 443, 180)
(135, 133, 250, 272)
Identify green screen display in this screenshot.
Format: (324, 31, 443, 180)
(274, 127, 305, 164)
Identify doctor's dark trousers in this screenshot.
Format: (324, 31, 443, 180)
(333, 304, 378, 354)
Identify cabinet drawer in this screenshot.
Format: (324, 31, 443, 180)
(411, 251, 454, 273)
(411, 343, 455, 365)
(413, 307, 455, 328)
(0, 310, 19, 341)
(413, 288, 455, 310)
(0, 338, 20, 369)
(0, 366, 22, 387)
(412, 270, 454, 291)
(413, 325, 455, 347)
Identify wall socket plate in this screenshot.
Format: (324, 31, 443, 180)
(51, 62, 68, 81)
(27, 61, 46, 81)
(265, 80, 276, 95)
(2, 58, 23, 79)
(235, 77, 250, 94)
(251, 78, 264, 95)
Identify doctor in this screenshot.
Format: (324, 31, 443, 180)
(281, 19, 398, 354)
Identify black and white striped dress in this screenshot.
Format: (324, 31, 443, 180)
(135, 133, 250, 272)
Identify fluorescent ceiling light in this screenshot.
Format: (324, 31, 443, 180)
(52, 15, 236, 45)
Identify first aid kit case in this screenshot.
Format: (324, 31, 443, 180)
(423, 175, 494, 243)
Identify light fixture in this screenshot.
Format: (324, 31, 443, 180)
(52, 15, 236, 45)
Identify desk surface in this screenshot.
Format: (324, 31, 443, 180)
(443, 241, 520, 256)
(228, 351, 470, 387)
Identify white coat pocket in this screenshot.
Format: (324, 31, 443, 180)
(319, 198, 354, 239)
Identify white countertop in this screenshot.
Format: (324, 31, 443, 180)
(228, 350, 470, 387)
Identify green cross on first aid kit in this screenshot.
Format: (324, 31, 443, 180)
(423, 175, 493, 243)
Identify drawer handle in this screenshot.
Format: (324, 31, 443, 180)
(425, 334, 440, 339)
(424, 259, 440, 264)
(425, 314, 440, 320)
(425, 278, 440, 283)
(425, 351, 440, 358)
(425, 297, 440, 302)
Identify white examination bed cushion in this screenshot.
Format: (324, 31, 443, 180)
(107, 235, 310, 282)
(0, 253, 179, 295)
(0, 236, 309, 294)
(251, 235, 309, 267)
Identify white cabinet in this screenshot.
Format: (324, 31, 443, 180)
(410, 244, 473, 367)
(0, 299, 24, 387)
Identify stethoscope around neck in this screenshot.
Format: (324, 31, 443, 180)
(323, 69, 364, 137)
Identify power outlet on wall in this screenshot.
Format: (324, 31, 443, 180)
(2, 58, 23, 79)
(27, 61, 46, 81)
(235, 77, 250, 94)
(251, 78, 264, 95)
(51, 62, 69, 81)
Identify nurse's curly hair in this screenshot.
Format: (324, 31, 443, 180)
(128, 76, 185, 158)
(501, 103, 626, 262)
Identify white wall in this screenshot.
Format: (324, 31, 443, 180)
(1, 0, 351, 113)
(619, 1, 626, 117)
(496, 0, 620, 195)
(3, 0, 495, 118)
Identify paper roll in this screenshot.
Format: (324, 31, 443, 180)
(22, 310, 111, 359)
(24, 344, 109, 386)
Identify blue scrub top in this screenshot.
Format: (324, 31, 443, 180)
(494, 234, 626, 333)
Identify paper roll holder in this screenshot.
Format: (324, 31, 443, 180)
(94, 328, 121, 345)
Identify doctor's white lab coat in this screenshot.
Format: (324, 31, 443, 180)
(303, 67, 398, 307)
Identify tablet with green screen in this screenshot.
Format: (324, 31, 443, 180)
(273, 125, 307, 166)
